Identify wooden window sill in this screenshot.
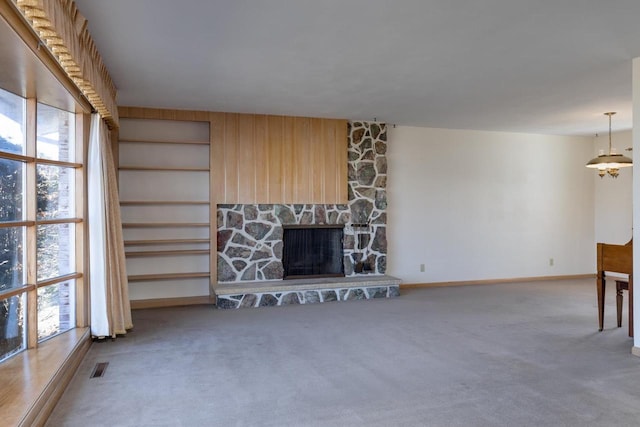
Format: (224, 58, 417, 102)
(0, 327, 91, 427)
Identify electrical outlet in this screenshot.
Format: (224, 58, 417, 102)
(549, 258, 554, 266)
(420, 263, 425, 272)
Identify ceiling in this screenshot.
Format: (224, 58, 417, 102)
(74, 0, 640, 136)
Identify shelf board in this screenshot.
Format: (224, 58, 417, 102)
(118, 166, 210, 172)
(119, 201, 209, 206)
(128, 272, 210, 282)
(119, 138, 210, 146)
(125, 249, 210, 258)
(124, 238, 210, 246)
(122, 222, 210, 228)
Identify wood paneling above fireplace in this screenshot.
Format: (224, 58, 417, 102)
(210, 113, 348, 205)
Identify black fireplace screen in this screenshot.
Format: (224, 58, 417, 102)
(282, 225, 344, 279)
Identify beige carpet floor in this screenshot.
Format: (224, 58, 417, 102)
(46, 279, 640, 427)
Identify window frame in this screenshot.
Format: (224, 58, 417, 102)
(0, 93, 86, 359)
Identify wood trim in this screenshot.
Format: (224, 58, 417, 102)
(209, 112, 225, 204)
(0, 151, 34, 162)
(0, 220, 34, 228)
(335, 120, 348, 203)
(122, 222, 209, 228)
(118, 166, 210, 172)
(25, 97, 37, 349)
(119, 138, 210, 146)
(125, 249, 210, 258)
(36, 217, 82, 225)
(0, 284, 36, 300)
(209, 115, 219, 294)
(36, 272, 82, 288)
(128, 272, 210, 282)
(0, 327, 90, 427)
(119, 106, 211, 122)
(401, 274, 596, 289)
(0, 2, 92, 113)
(20, 329, 91, 427)
(12, 0, 118, 126)
(35, 158, 82, 169)
(74, 112, 89, 328)
(130, 295, 214, 309)
(27, 289, 37, 349)
(124, 238, 210, 246)
(119, 201, 209, 206)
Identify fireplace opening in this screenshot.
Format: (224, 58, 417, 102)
(282, 225, 344, 279)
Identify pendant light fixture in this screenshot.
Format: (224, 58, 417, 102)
(586, 112, 632, 178)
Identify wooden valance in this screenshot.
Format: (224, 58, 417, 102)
(12, 0, 118, 127)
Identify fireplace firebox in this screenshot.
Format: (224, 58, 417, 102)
(282, 225, 344, 279)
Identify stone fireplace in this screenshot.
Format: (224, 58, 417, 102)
(214, 121, 399, 308)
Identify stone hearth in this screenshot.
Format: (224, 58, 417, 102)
(215, 275, 401, 309)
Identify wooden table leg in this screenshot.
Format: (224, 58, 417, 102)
(597, 272, 605, 332)
(617, 283, 623, 328)
(629, 275, 634, 337)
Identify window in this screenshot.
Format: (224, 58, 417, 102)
(0, 88, 27, 361)
(0, 87, 83, 362)
(0, 89, 25, 155)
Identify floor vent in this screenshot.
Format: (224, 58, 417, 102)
(90, 362, 109, 378)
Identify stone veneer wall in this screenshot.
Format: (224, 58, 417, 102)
(217, 121, 387, 283)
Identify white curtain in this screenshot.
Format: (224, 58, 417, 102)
(88, 114, 109, 336)
(88, 114, 132, 337)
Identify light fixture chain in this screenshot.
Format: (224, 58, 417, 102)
(609, 112, 612, 154)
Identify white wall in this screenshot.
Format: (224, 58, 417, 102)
(632, 56, 640, 352)
(387, 126, 595, 284)
(593, 130, 633, 244)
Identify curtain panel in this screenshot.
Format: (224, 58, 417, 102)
(88, 114, 131, 337)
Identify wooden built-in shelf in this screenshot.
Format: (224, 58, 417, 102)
(128, 272, 210, 282)
(119, 200, 209, 206)
(122, 222, 210, 228)
(125, 249, 210, 258)
(124, 238, 210, 246)
(119, 138, 210, 146)
(118, 166, 210, 172)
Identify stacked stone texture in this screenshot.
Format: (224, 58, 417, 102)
(347, 121, 387, 275)
(217, 284, 400, 309)
(217, 121, 387, 283)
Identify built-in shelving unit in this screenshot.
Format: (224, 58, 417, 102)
(118, 118, 211, 303)
(128, 272, 211, 282)
(123, 238, 210, 246)
(125, 250, 210, 258)
(120, 138, 210, 146)
(121, 222, 209, 228)
(119, 201, 209, 206)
